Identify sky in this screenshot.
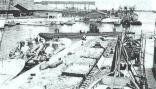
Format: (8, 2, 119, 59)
(34, 0, 156, 10)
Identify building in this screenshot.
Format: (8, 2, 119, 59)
(34, 1, 95, 10)
(85, 10, 107, 18)
(0, 0, 95, 17)
(0, 0, 34, 16)
(34, 11, 62, 18)
(0, 0, 95, 11)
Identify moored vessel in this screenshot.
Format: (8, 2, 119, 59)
(64, 20, 75, 25)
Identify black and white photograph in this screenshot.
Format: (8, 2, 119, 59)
(0, 0, 156, 89)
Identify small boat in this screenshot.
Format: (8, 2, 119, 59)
(60, 21, 64, 25)
(13, 37, 71, 74)
(102, 18, 121, 24)
(16, 23, 20, 25)
(114, 22, 121, 26)
(83, 17, 90, 22)
(0, 18, 6, 29)
(64, 21, 75, 25)
(97, 18, 102, 23)
(5, 21, 16, 27)
(130, 21, 142, 25)
(21, 21, 49, 26)
(121, 19, 131, 28)
(114, 20, 121, 26)
(50, 21, 56, 25)
(153, 11, 156, 13)
(50, 21, 63, 25)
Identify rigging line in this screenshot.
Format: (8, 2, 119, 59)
(112, 43, 119, 88)
(122, 45, 140, 89)
(122, 45, 139, 77)
(122, 34, 140, 75)
(111, 33, 123, 88)
(111, 45, 119, 88)
(142, 37, 148, 88)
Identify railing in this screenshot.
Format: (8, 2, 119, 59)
(87, 38, 119, 89)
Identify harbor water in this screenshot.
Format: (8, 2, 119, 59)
(0, 12, 156, 58)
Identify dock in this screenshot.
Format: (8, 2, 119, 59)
(0, 0, 155, 88)
(0, 36, 118, 89)
(144, 38, 156, 89)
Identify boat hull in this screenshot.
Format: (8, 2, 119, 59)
(130, 21, 142, 25)
(39, 32, 120, 39)
(0, 59, 25, 76)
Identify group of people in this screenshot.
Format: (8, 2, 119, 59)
(9, 37, 53, 61)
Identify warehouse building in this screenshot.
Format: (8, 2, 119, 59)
(0, 0, 95, 17)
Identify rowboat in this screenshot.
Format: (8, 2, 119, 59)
(5, 21, 16, 27)
(64, 21, 75, 25)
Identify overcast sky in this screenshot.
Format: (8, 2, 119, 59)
(34, 0, 156, 10)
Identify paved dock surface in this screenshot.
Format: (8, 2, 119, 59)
(144, 38, 156, 89)
(0, 36, 99, 89)
(146, 68, 156, 89)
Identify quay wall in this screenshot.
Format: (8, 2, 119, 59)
(145, 38, 154, 68)
(6, 18, 70, 24)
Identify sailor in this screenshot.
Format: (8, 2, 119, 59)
(55, 28, 59, 33)
(14, 49, 22, 58)
(80, 30, 82, 34)
(9, 49, 16, 58)
(27, 41, 33, 49)
(21, 42, 29, 55)
(83, 34, 86, 40)
(39, 37, 42, 43)
(57, 28, 60, 33)
(81, 34, 86, 46)
(26, 48, 34, 59)
(19, 41, 24, 50)
(134, 52, 140, 65)
(81, 40, 84, 46)
(110, 48, 113, 54)
(31, 48, 45, 63)
(45, 42, 54, 59)
(34, 36, 39, 44)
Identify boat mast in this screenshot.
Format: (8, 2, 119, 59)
(0, 0, 12, 69)
(0, 0, 12, 50)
